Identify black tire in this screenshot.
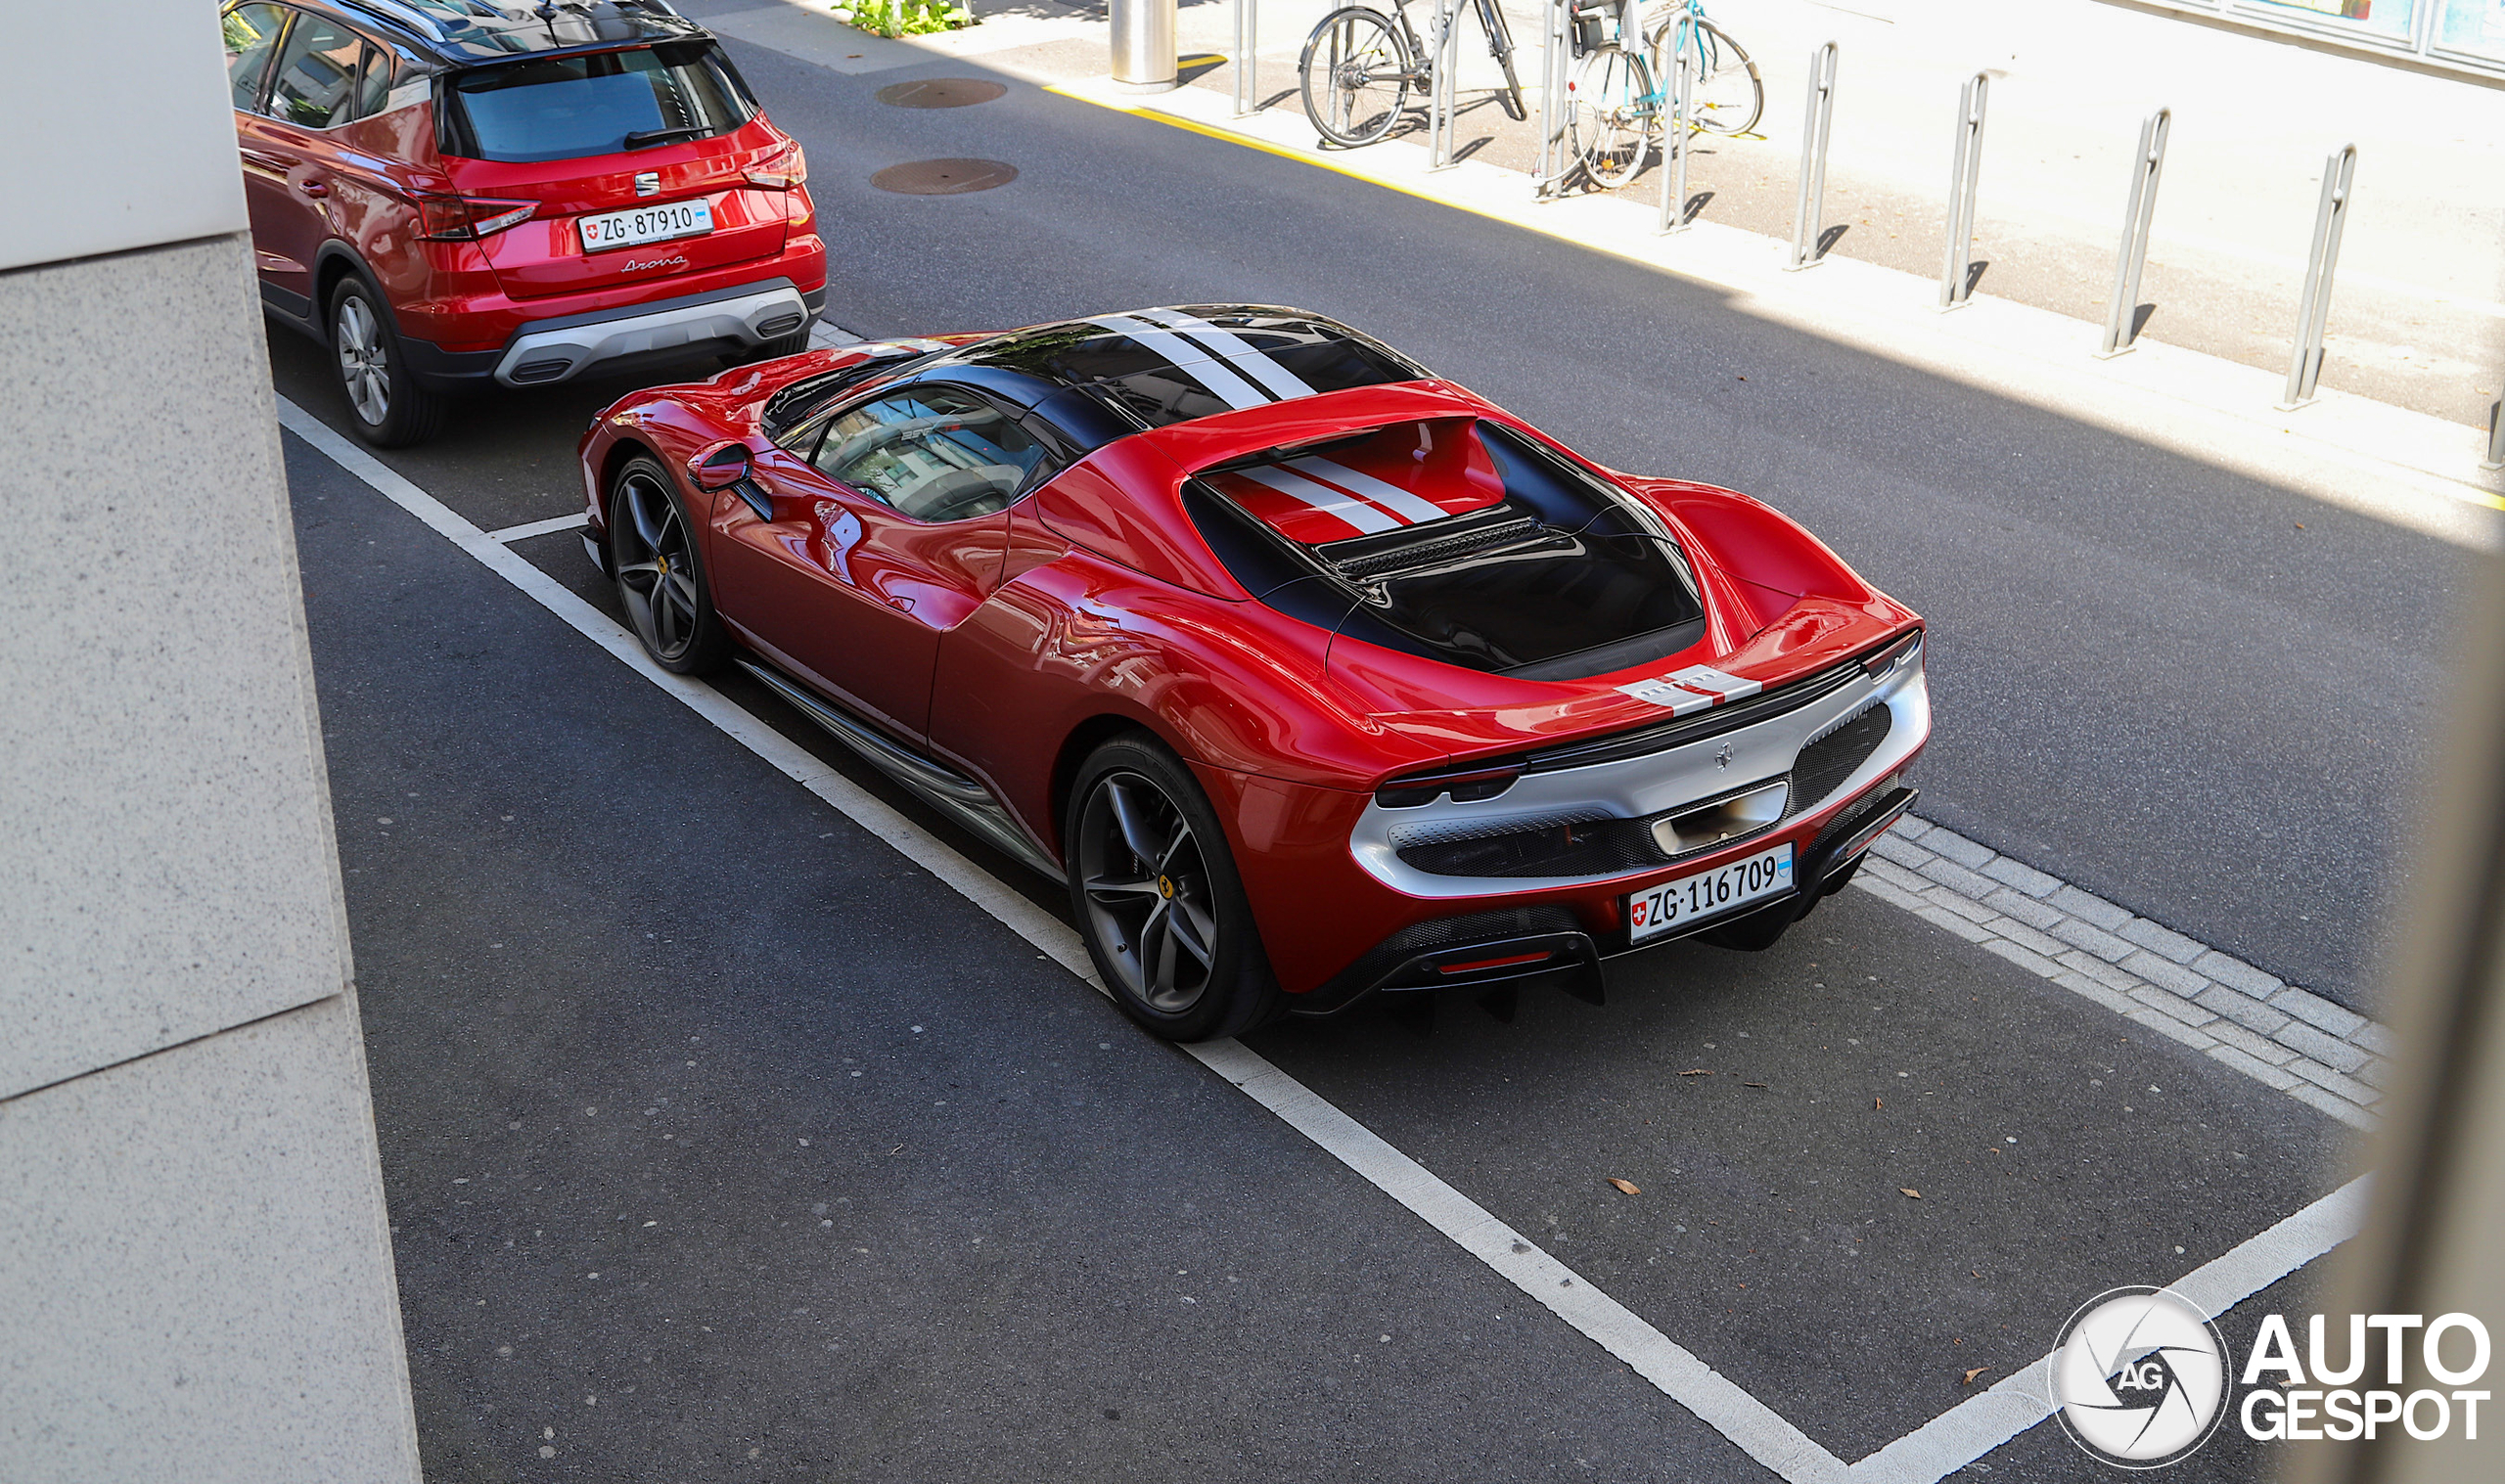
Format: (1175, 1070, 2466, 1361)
(1300, 7, 1413, 148)
(1648, 16, 1762, 137)
(1066, 736, 1283, 1042)
(607, 456, 732, 675)
(1570, 47, 1653, 189)
(327, 274, 446, 448)
(1477, 0, 1527, 121)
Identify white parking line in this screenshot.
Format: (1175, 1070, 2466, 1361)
(277, 395, 2363, 1483)
(485, 512, 590, 544)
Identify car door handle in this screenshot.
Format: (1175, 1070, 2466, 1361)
(297, 179, 329, 197)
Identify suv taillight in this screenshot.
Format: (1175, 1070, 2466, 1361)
(745, 142, 806, 190)
(415, 195, 538, 241)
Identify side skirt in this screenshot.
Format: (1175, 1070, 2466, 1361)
(732, 657, 1066, 884)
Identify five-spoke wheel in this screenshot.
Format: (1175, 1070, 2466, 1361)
(1068, 737, 1281, 1040)
(609, 457, 728, 674)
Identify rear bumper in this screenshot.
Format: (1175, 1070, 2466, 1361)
(1284, 780, 1919, 1016)
(493, 281, 813, 386)
(399, 272, 827, 393)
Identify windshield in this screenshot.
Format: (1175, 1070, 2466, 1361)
(446, 42, 752, 163)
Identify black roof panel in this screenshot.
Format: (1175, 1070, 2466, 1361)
(928, 305, 1433, 433)
(331, 0, 703, 68)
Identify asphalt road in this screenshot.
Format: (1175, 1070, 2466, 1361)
(260, 21, 2433, 1478)
(290, 430, 2344, 1480)
(280, 22, 2474, 1009)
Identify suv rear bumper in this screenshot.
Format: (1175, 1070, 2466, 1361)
(399, 280, 827, 392)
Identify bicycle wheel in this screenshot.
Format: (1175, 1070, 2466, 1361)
(1651, 16, 1761, 137)
(1300, 7, 1413, 148)
(1475, 0, 1527, 122)
(1569, 47, 1653, 189)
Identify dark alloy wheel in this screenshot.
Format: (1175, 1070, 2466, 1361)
(327, 275, 445, 448)
(1068, 737, 1282, 1041)
(608, 457, 730, 674)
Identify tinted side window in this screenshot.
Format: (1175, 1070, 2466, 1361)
(352, 45, 392, 121)
(223, 4, 291, 112)
(813, 388, 1053, 523)
(267, 13, 367, 128)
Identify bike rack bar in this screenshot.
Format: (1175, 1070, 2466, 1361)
(1656, 31, 1692, 234)
(1232, 0, 1256, 115)
(1938, 71, 1986, 309)
(2098, 107, 2169, 357)
(2278, 143, 2357, 411)
(1786, 41, 1838, 271)
(1533, 0, 1573, 197)
(1428, 0, 1462, 169)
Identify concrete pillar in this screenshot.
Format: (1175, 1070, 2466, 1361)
(0, 4, 423, 1480)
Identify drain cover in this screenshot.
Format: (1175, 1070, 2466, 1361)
(875, 77, 1008, 109)
(872, 158, 1019, 195)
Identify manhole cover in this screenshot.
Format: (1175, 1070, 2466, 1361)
(872, 158, 1019, 195)
(875, 77, 1008, 109)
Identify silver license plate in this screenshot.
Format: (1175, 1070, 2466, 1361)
(578, 199, 713, 253)
(1628, 842, 1795, 943)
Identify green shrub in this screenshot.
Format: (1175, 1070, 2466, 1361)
(833, 0, 976, 36)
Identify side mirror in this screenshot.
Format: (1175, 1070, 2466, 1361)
(689, 441, 753, 491)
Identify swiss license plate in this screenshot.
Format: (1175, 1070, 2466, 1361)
(1627, 842, 1795, 943)
(578, 199, 713, 253)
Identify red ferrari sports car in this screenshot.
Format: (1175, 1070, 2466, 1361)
(576, 306, 1929, 1039)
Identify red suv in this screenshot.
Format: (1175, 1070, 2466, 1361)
(221, 0, 827, 446)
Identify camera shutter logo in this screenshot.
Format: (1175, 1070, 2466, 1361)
(2050, 1286, 2232, 1468)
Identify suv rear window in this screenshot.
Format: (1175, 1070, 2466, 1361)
(443, 42, 753, 162)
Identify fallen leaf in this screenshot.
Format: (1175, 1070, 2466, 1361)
(1963, 1366, 1991, 1385)
(1608, 1178, 1641, 1195)
(1680, 1068, 1714, 1076)
(1875, 1097, 1884, 1110)
(1900, 1188, 1923, 1199)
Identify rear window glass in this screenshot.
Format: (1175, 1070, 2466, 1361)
(1186, 421, 1707, 682)
(446, 42, 752, 162)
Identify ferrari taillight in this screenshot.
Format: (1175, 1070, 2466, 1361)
(415, 195, 538, 241)
(745, 142, 807, 190)
(1375, 760, 1526, 809)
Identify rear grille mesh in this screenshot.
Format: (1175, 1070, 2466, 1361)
(1394, 699, 1899, 879)
(1786, 702, 1892, 817)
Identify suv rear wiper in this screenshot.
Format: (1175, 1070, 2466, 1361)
(623, 125, 708, 150)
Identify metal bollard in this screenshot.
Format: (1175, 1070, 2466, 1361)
(1657, 30, 1693, 234)
(1534, 0, 1573, 197)
(2488, 397, 2505, 471)
(1233, 0, 1257, 115)
(1939, 72, 1987, 309)
(1111, 0, 1178, 93)
(2099, 107, 2170, 357)
(1787, 42, 1839, 270)
(1429, 0, 1462, 169)
(2279, 143, 2357, 411)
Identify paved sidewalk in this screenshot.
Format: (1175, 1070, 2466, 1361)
(702, 0, 2505, 427)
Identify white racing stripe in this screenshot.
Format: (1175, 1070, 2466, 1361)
(1234, 464, 1401, 535)
(1129, 308, 1319, 403)
(1089, 314, 1270, 411)
(1285, 455, 1454, 525)
(278, 393, 2366, 1484)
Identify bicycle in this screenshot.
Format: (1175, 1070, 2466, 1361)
(1642, 0, 1762, 140)
(1565, 0, 1761, 190)
(1299, 0, 1527, 150)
